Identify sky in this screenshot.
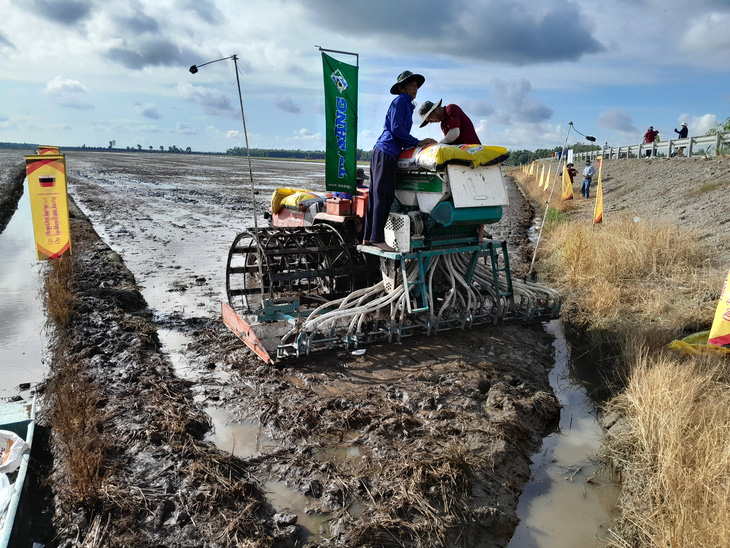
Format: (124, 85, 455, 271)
(0, 0, 729, 154)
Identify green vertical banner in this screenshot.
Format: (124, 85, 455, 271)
(322, 52, 358, 193)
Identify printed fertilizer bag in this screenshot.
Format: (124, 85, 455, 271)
(0, 430, 28, 474)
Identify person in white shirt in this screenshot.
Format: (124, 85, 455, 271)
(581, 160, 595, 198)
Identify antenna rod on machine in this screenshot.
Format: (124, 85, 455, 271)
(189, 54, 266, 300)
(232, 55, 266, 300)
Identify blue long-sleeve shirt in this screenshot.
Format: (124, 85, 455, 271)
(374, 93, 419, 160)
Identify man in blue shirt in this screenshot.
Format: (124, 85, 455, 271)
(364, 71, 436, 251)
(581, 160, 595, 198)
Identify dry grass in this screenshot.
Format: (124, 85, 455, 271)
(538, 213, 719, 334)
(43, 256, 76, 328)
(510, 167, 577, 216)
(511, 167, 730, 547)
(602, 351, 730, 548)
(46, 356, 109, 505)
(342, 446, 484, 547)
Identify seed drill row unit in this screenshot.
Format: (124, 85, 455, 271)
(222, 157, 561, 364)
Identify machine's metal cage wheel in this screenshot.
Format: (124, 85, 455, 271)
(225, 224, 356, 313)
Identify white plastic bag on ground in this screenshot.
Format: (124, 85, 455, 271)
(0, 430, 29, 474)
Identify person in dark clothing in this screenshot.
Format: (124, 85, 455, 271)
(417, 99, 481, 145)
(673, 122, 689, 156)
(643, 126, 659, 157)
(364, 71, 436, 252)
(566, 163, 578, 184)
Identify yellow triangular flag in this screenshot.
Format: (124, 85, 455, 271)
(709, 269, 730, 346)
(543, 165, 552, 191)
(562, 165, 573, 200)
(593, 157, 603, 224)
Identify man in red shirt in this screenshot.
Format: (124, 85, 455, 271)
(643, 126, 658, 157)
(418, 99, 481, 145)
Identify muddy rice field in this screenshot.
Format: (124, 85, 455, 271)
(1, 150, 604, 547)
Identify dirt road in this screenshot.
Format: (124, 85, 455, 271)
(1, 150, 561, 547)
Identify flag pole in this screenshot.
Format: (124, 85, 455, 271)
(528, 122, 573, 277)
(316, 45, 359, 67)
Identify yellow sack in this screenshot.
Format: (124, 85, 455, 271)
(668, 331, 730, 357)
(271, 187, 313, 213)
(280, 191, 319, 210)
(397, 144, 509, 171)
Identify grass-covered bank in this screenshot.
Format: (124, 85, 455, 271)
(509, 164, 730, 547)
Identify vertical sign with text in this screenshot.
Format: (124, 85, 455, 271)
(25, 154, 72, 259)
(322, 52, 358, 193)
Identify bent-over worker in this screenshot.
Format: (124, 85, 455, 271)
(418, 99, 481, 145)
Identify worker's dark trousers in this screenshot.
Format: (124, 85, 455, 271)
(364, 147, 396, 244)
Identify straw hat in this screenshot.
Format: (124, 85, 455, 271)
(389, 70, 425, 95)
(418, 99, 442, 128)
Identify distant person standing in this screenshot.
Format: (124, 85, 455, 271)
(581, 160, 595, 198)
(673, 122, 689, 156)
(566, 163, 578, 184)
(643, 126, 658, 157)
(417, 99, 481, 145)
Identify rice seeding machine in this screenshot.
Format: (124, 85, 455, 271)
(221, 145, 562, 364)
(219, 52, 560, 364)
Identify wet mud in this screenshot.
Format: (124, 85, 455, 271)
(1, 150, 561, 547)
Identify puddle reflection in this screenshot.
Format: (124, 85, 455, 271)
(508, 321, 619, 547)
(0, 185, 46, 399)
(204, 406, 279, 458)
(265, 480, 331, 538)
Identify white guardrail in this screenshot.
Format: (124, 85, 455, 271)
(574, 131, 730, 161)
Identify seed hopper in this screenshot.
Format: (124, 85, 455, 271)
(221, 146, 561, 364)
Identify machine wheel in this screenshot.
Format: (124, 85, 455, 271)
(226, 225, 356, 313)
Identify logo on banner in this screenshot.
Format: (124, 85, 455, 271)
(330, 69, 349, 93)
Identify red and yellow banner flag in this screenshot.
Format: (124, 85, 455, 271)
(529, 162, 535, 176)
(538, 164, 545, 187)
(709, 269, 730, 347)
(25, 154, 72, 259)
(38, 145, 60, 155)
(593, 156, 603, 224)
(561, 165, 573, 200)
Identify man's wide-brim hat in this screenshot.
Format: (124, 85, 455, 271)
(586, 160, 592, 164)
(356, 167, 369, 180)
(418, 99, 442, 128)
(390, 70, 425, 95)
(681, 122, 687, 127)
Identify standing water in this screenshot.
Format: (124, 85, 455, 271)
(508, 320, 619, 547)
(0, 182, 46, 399)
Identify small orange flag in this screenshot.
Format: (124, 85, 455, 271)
(561, 165, 573, 200)
(593, 157, 603, 224)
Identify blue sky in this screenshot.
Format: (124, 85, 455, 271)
(0, 0, 728, 153)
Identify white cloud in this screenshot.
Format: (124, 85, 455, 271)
(43, 76, 93, 109)
(597, 108, 638, 135)
(136, 103, 162, 119)
(680, 114, 717, 136)
(680, 12, 730, 64)
(488, 78, 553, 125)
(178, 81, 236, 117)
(292, 128, 320, 142)
(176, 122, 196, 134)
